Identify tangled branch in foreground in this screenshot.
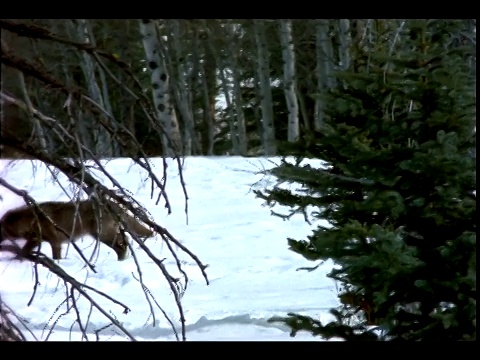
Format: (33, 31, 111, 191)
(0, 294, 32, 341)
(1, 19, 209, 341)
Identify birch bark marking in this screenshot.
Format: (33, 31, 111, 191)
(279, 20, 299, 142)
(253, 20, 276, 155)
(139, 19, 181, 157)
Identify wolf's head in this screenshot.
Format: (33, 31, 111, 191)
(104, 231, 129, 261)
(112, 237, 129, 261)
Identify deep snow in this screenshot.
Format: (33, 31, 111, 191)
(0, 157, 340, 341)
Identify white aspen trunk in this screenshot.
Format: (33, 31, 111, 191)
(279, 20, 299, 142)
(338, 19, 351, 71)
(139, 19, 181, 157)
(314, 19, 336, 131)
(253, 20, 276, 155)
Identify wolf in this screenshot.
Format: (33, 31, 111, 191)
(0, 199, 154, 261)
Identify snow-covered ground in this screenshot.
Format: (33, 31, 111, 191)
(0, 157, 340, 341)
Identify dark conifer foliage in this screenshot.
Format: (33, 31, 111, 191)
(256, 20, 476, 340)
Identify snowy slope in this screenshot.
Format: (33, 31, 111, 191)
(0, 157, 339, 341)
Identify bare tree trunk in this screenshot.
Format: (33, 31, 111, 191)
(230, 66, 248, 156)
(314, 19, 336, 131)
(218, 67, 240, 154)
(167, 20, 200, 156)
(338, 19, 351, 71)
(17, 71, 49, 153)
(56, 20, 93, 156)
(468, 20, 476, 127)
(139, 19, 181, 157)
(296, 87, 310, 132)
(198, 26, 217, 155)
(204, 22, 242, 155)
(253, 74, 264, 152)
(279, 20, 299, 142)
(82, 20, 120, 156)
(186, 27, 209, 155)
(253, 20, 276, 155)
(198, 55, 215, 155)
(352, 19, 366, 53)
(45, 21, 83, 151)
(74, 19, 113, 157)
(226, 22, 248, 155)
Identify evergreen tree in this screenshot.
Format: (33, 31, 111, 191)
(256, 20, 476, 341)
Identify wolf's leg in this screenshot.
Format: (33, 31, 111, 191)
(43, 224, 64, 260)
(50, 241, 62, 260)
(100, 225, 128, 261)
(20, 237, 41, 258)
